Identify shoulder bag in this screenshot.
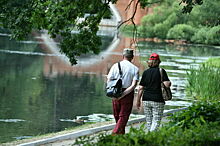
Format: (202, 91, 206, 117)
(159, 68, 172, 101)
(106, 62, 123, 98)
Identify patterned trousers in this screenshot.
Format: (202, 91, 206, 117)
(143, 101, 164, 131)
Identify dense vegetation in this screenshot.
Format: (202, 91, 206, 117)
(136, 0, 220, 45)
(74, 101, 220, 146)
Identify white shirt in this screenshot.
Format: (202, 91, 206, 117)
(107, 60, 139, 88)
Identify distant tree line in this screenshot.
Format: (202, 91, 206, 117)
(137, 0, 220, 45)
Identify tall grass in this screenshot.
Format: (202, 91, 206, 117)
(186, 59, 220, 100)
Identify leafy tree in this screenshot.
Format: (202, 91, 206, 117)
(167, 24, 196, 41)
(191, 27, 209, 44)
(0, 0, 203, 64)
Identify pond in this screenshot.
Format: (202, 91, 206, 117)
(0, 30, 220, 143)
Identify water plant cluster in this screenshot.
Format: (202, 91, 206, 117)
(186, 58, 220, 100)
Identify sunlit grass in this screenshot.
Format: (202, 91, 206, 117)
(205, 57, 220, 68)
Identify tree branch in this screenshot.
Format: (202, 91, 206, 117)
(125, 0, 135, 11)
(117, 0, 140, 47)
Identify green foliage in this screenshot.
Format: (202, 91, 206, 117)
(0, 0, 209, 64)
(137, 25, 155, 38)
(120, 25, 136, 37)
(205, 26, 220, 45)
(190, 0, 220, 27)
(180, 0, 203, 14)
(205, 57, 220, 68)
(191, 26, 220, 45)
(74, 121, 220, 146)
(191, 27, 209, 44)
(137, 0, 220, 45)
(186, 64, 220, 100)
(167, 24, 195, 41)
(0, 0, 114, 64)
(168, 101, 220, 129)
(153, 23, 169, 39)
(74, 100, 220, 146)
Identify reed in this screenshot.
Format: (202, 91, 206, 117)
(186, 58, 220, 100)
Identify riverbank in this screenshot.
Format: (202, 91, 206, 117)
(1, 108, 184, 146)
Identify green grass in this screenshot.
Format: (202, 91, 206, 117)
(205, 57, 220, 68)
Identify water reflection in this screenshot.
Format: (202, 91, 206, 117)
(137, 41, 220, 111)
(0, 32, 220, 143)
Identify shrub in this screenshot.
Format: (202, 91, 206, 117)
(166, 24, 196, 41)
(141, 13, 167, 27)
(137, 25, 155, 38)
(74, 99, 220, 146)
(168, 101, 220, 129)
(205, 26, 220, 45)
(191, 27, 209, 44)
(74, 122, 220, 146)
(153, 13, 179, 39)
(153, 23, 169, 39)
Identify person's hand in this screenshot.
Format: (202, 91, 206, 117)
(112, 97, 118, 101)
(136, 100, 141, 110)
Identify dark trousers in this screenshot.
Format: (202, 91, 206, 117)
(112, 90, 134, 134)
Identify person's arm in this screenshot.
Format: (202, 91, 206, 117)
(136, 85, 144, 110)
(115, 79, 138, 100)
(107, 64, 116, 83)
(162, 69, 171, 87)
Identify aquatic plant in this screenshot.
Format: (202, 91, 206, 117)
(186, 62, 220, 100)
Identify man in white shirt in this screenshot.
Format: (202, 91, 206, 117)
(107, 48, 139, 134)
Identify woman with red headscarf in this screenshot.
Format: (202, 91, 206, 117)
(136, 53, 171, 132)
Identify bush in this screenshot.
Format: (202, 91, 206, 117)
(191, 27, 209, 44)
(74, 122, 220, 146)
(74, 100, 220, 146)
(166, 24, 196, 41)
(191, 26, 220, 45)
(153, 23, 169, 39)
(141, 13, 167, 27)
(137, 25, 155, 38)
(168, 101, 220, 129)
(205, 26, 220, 45)
(153, 13, 179, 39)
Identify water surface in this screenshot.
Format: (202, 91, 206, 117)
(0, 33, 220, 143)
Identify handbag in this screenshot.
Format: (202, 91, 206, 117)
(106, 62, 123, 98)
(159, 68, 172, 101)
